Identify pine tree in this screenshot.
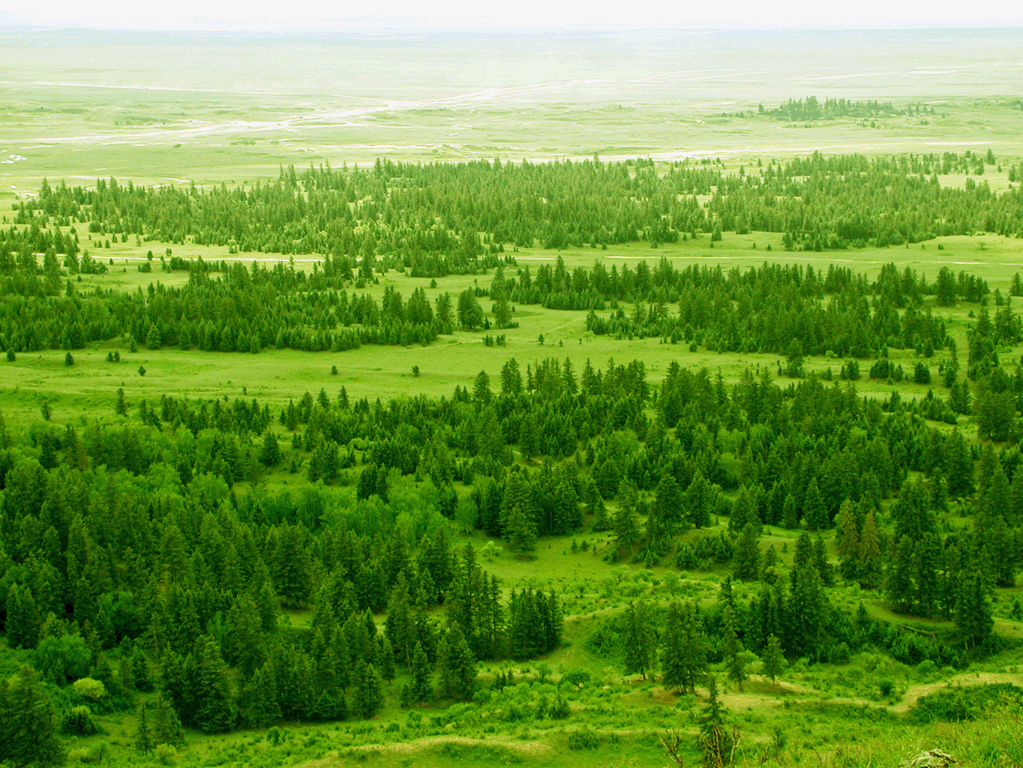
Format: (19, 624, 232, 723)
(781, 493, 798, 529)
(761, 634, 784, 688)
(353, 662, 384, 719)
(259, 431, 281, 467)
(400, 642, 432, 707)
(733, 523, 761, 581)
(698, 675, 738, 768)
(857, 510, 882, 588)
(438, 625, 477, 700)
(652, 474, 685, 534)
(151, 692, 185, 747)
(505, 506, 537, 558)
(622, 601, 655, 680)
(812, 536, 833, 587)
(660, 601, 687, 693)
(613, 479, 641, 548)
(1, 667, 64, 767)
(679, 601, 709, 694)
(955, 572, 994, 651)
(685, 471, 712, 528)
(886, 535, 915, 614)
(194, 636, 236, 733)
(835, 500, 860, 580)
(239, 664, 281, 728)
(134, 703, 154, 754)
(722, 605, 747, 692)
(803, 479, 828, 531)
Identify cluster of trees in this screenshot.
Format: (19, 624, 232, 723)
(757, 96, 910, 121)
(575, 260, 959, 358)
(0, 259, 466, 353)
(10, 150, 1021, 275)
(0, 387, 572, 760)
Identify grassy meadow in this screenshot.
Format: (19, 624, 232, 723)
(2, 25, 1023, 768)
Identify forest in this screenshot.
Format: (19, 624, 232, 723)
(1, 148, 1023, 768)
(5, 149, 1022, 272)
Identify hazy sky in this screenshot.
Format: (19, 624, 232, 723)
(2, 0, 1021, 31)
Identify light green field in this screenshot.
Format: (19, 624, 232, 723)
(2, 27, 1023, 200)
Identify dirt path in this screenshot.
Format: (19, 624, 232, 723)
(291, 735, 556, 767)
(890, 672, 1022, 714)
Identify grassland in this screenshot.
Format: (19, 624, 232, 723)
(3, 25, 1023, 768)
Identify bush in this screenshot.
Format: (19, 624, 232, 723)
(73, 678, 107, 701)
(909, 684, 1023, 723)
(567, 728, 601, 750)
(61, 706, 102, 736)
(155, 744, 178, 765)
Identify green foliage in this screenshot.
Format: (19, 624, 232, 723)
(909, 684, 1023, 723)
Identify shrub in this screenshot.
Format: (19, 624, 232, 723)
(73, 678, 107, 701)
(155, 744, 178, 765)
(567, 728, 600, 750)
(61, 706, 101, 736)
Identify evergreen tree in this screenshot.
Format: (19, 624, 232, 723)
(733, 523, 761, 581)
(660, 601, 687, 693)
(259, 431, 281, 467)
(505, 506, 537, 558)
(353, 662, 384, 719)
(802, 479, 828, 531)
(679, 601, 709, 694)
(622, 601, 656, 680)
(761, 634, 784, 688)
(613, 479, 641, 548)
(151, 692, 184, 747)
(812, 535, 833, 587)
(437, 625, 477, 700)
(194, 636, 236, 733)
(698, 675, 737, 768)
(652, 474, 685, 534)
(857, 510, 882, 588)
(955, 572, 994, 651)
(239, 664, 281, 728)
(400, 642, 432, 707)
(134, 703, 154, 755)
(721, 605, 747, 692)
(0, 667, 64, 767)
(835, 500, 860, 580)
